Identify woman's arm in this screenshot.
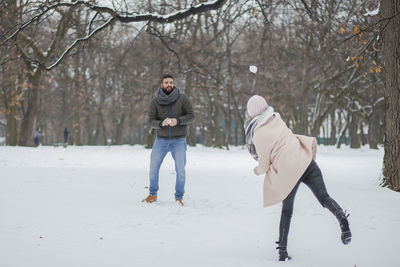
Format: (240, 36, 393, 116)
(252, 131, 272, 176)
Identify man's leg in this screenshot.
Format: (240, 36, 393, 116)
(170, 137, 187, 200)
(149, 138, 169, 196)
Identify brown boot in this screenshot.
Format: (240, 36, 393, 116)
(176, 199, 184, 206)
(142, 195, 157, 203)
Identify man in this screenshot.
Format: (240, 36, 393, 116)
(142, 75, 194, 206)
(63, 127, 70, 144)
(33, 128, 42, 147)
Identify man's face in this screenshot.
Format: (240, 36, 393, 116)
(161, 78, 174, 92)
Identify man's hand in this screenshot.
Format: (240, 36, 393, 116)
(162, 118, 171, 127)
(162, 118, 178, 127)
(169, 118, 178, 127)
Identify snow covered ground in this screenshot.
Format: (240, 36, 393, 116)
(0, 145, 398, 267)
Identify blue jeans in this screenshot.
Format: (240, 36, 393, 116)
(34, 137, 39, 147)
(149, 137, 187, 199)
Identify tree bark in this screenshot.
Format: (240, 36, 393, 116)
(381, 0, 400, 191)
(349, 113, 360, 149)
(73, 56, 82, 146)
(185, 70, 196, 146)
(368, 110, 380, 149)
(114, 112, 126, 145)
(5, 110, 18, 146)
(19, 71, 42, 146)
(329, 111, 337, 145)
(213, 96, 222, 148)
(128, 104, 136, 145)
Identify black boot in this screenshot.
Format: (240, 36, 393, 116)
(275, 242, 292, 261)
(276, 212, 292, 261)
(338, 211, 351, 245)
(322, 197, 352, 245)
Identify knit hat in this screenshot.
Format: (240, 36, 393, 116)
(247, 95, 268, 117)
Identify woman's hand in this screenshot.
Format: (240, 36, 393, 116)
(253, 167, 259, 176)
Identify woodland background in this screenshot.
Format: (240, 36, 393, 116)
(0, 0, 386, 149)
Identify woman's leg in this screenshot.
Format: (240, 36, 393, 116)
(302, 160, 351, 244)
(277, 180, 301, 261)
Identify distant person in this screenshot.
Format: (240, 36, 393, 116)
(33, 128, 42, 147)
(142, 74, 194, 206)
(244, 95, 351, 261)
(64, 127, 70, 144)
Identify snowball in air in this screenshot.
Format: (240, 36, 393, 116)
(249, 65, 258, 74)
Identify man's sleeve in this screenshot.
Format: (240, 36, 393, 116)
(178, 95, 194, 125)
(147, 99, 162, 130)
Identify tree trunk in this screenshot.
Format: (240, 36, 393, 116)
(336, 111, 350, 149)
(349, 113, 360, 149)
(185, 70, 196, 146)
(128, 107, 136, 145)
(329, 111, 337, 145)
(99, 111, 107, 145)
(6, 111, 18, 146)
(381, 0, 400, 191)
(19, 71, 42, 146)
(1, 66, 18, 146)
(213, 95, 222, 148)
(72, 54, 82, 145)
(368, 110, 380, 149)
(114, 112, 126, 145)
(360, 121, 367, 146)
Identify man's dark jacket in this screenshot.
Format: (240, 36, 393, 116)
(147, 87, 194, 138)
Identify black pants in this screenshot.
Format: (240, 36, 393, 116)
(277, 160, 344, 248)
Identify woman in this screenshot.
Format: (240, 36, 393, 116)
(244, 95, 351, 261)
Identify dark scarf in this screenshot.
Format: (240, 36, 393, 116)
(154, 87, 180, 105)
(244, 106, 275, 161)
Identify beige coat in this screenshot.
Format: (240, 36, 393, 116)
(252, 113, 317, 207)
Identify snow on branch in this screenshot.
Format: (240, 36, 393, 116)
(364, 3, 379, 17)
(3, 0, 228, 71)
(43, 16, 114, 71)
(4, 0, 226, 44)
(38, 0, 227, 24)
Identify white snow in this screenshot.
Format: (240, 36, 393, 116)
(364, 4, 379, 16)
(96, 0, 223, 20)
(249, 65, 258, 74)
(0, 145, 398, 267)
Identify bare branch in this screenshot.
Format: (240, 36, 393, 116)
(146, 25, 182, 70)
(300, 0, 314, 20)
(43, 16, 115, 71)
(335, 11, 400, 48)
(47, 0, 227, 23)
(2, 0, 228, 71)
(0, 56, 22, 66)
(88, 12, 100, 33)
(255, 0, 271, 24)
(1, 4, 58, 46)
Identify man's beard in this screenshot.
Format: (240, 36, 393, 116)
(163, 86, 173, 92)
